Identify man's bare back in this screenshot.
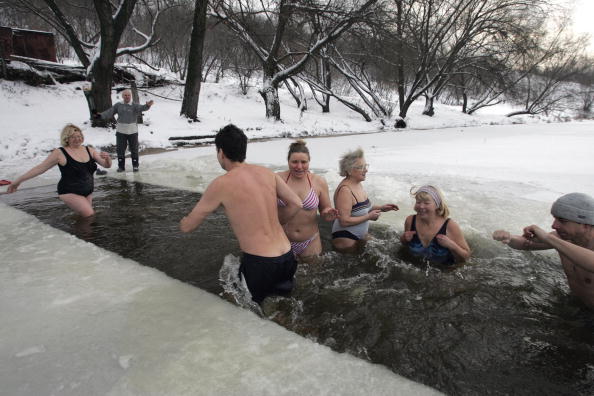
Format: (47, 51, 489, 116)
(212, 163, 296, 256)
(180, 162, 301, 252)
(179, 124, 302, 303)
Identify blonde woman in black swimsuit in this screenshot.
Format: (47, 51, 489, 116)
(6, 124, 112, 217)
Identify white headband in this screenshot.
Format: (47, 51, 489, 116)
(416, 186, 441, 208)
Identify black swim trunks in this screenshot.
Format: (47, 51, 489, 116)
(239, 250, 297, 304)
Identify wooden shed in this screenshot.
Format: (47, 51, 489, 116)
(0, 26, 57, 62)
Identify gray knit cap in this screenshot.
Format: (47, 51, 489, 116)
(550, 193, 594, 225)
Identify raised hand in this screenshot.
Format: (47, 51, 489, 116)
(522, 225, 548, 244)
(321, 207, 339, 221)
(368, 209, 381, 221)
(436, 233, 454, 248)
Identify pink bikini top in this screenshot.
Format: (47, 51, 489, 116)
(278, 172, 319, 210)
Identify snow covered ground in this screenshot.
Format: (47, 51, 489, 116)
(1, 78, 594, 395)
(0, 77, 544, 163)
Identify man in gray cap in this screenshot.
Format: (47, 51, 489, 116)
(493, 192, 594, 309)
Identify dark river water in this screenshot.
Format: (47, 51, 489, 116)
(3, 178, 593, 395)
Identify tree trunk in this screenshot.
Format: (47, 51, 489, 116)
(285, 78, 307, 112)
(422, 95, 435, 116)
(131, 80, 143, 124)
(90, 0, 137, 126)
(180, 0, 208, 120)
(334, 96, 371, 121)
(0, 45, 6, 78)
(259, 75, 281, 120)
(506, 110, 532, 117)
(322, 93, 331, 113)
(319, 57, 331, 113)
(284, 79, 302, 108)
(395, 0, 406, 117)
(460, 74, 468, 114)
(90, 56, 117, 127)
(399, 97, 413, 118)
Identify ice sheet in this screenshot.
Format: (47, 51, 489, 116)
(0, 203, 440, 396)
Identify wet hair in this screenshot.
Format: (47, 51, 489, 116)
(215, 124, 247, 162)
(60, 123, 83, 147)
(287, 139, 310, 161)
(411, 185, 450, 218)
(338, 147, 364, 177)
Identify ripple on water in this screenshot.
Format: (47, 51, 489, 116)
(4, 179, 593, 396)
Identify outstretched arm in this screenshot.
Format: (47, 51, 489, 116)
(98, 104, 117, 119)
(180, 178, 223, 233)
(136, 101, 153, 112)
(492, 229, 552, 250)
(523, 224, 594, 273)
(7, 149, 61, 193)
(372, 203, 399, 212)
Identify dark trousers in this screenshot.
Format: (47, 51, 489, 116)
(116, 132, 139, 169)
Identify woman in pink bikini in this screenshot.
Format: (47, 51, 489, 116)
(277, 140, 338, 259)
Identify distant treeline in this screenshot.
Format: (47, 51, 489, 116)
(1, 0, 592, 123)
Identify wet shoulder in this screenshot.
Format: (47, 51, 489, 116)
(249, 163, 275, 177)
(229, 164, 274, 184)
(311, 172, 328, 188)
(445, 218, 461, 234)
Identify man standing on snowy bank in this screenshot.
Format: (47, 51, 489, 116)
(94, 89, 153, 173)
(180, 124, 303, 304)
(493, 192, 594, 309)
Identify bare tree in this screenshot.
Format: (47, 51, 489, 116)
(302, 73, 373, 121)
(211, 0, 379, 120)
(8, 0, 165, 124)
(572, 57, 594, 117)
(506, 24, 587, 117)
(180, 0, 208, 120)
(147, 2, 194, 79)
(227, 40, 260, 95)
(325, 44, 394, 118)
(314, 52, 332, 113)
(385, 0, 549, 118)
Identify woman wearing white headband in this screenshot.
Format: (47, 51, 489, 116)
(400, 185, 470, 266)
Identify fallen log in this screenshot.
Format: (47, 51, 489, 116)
(168, 135, 217, 141)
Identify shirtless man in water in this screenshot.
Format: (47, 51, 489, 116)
(180, 124, 302, 304)
(493, 193, 594, 309)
